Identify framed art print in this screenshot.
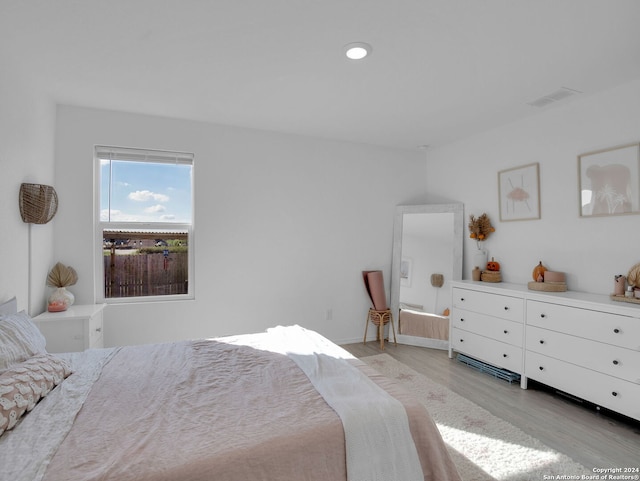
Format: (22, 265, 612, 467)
(578, 143, 640, 217)
(498, 162, 540, 221)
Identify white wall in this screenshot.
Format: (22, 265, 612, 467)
(0, 72, 56, 315)
(426, 77, 640, 295)
(54, 106, 428, 346)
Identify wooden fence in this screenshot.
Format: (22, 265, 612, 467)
(104, 252, 188, 298)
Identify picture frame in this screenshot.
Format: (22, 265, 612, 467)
(400, 257, 412, 287)
(578, 143, 640, 217)
(498, 162, 540, 221)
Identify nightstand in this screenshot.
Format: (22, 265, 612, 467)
(33, 304, 106, 353)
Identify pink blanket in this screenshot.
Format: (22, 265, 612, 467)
(42, 337, 460, 481)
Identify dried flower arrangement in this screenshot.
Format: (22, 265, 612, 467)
(46, 262, 78, 288)
(468, 213, 495, 241)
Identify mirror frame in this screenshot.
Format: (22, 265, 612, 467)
(390, 203, 464, 326)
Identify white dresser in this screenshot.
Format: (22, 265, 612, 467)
(450, 281, 640, 421)
(33, 304, 106, 353)
(450, 283, 525, 386)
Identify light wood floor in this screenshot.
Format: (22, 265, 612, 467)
(341, 341, 640, 471)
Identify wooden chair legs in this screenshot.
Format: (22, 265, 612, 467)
(363, 308, 397, 350)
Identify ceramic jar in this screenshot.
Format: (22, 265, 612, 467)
(48, 287, 75, 312)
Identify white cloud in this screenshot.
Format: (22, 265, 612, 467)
(144, 204, 166, 214)
(128, 190, 170, 202)
(160, 214, 176, 221)
(100, 209, 112, 221)
(101, 209, 141, 222)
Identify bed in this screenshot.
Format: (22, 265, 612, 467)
(0, 298, 460, 481)
(397, 303, 450, 350)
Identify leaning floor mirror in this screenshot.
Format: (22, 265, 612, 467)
(390, 203, 463, 349)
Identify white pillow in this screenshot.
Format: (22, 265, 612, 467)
(0, 311, 47, 371)
(0, 297, 17, 316)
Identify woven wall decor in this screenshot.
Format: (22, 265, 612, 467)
(19, 183, 58, 224)
(430, 273, 444, 288)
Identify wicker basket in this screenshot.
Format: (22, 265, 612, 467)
(527, 281, 567, 292)
(368, 309, 391, 326)
(481, 270, 502, 282)
(19, 183, 58, 224)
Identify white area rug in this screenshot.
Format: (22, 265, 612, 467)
(363, 354, 592, 481)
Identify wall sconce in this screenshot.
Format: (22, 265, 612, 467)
(19, 182, 59, 315)
(19, 183, 58, 224)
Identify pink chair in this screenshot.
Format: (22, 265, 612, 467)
(362, 271, 397, 350)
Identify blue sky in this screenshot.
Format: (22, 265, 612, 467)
(100, 160, 192, 223)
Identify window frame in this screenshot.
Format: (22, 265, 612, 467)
(94, 146, 195, 304)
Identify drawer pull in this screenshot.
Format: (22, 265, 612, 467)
(503, 330, 508, 334)
(502, 354, 508, 358)
(612, 391, 618, 397)
(460, 318, 465, 322)
(504, 306, 509, 311)
(460, 298, 465, 302)
(539, 340, 545, 344)
(613, 328, 620, 334)
(460, 339, 464, 343)
(95, 327, 102, 333)
(613, 360, 619, 365)
(538, 366, 544, 371)
(540, 314, 546, 318)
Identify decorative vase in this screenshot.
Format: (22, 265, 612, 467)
(472, 266, 482, 281)
(614, 275, 625, 296)
(472, 246, 487, 276)
(48, 287, 75, 312)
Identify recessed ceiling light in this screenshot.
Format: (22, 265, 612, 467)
(344, 42, 372, 60)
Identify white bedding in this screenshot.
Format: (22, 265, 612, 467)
(0, 326, 458, 481)
(0, 348, 119, 481)
(265, 326, 424, 481)
(200, 325, 424, 481)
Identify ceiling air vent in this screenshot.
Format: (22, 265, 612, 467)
(527, 87, 581, 108)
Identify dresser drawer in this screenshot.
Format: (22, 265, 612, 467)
(452, 288, 523, 322)
(452, 328, 523, 373)
(36, 319, 86, 353)
(526, 325, 640, 384)
(525, 350, 640, 422)
(527, 300, 640, 350)
(89, 309, 104, 348)
(452, 310, 523, 347)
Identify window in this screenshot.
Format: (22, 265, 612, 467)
(95, 146, 194, 302)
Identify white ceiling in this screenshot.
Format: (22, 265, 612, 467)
(3, 0, 640, 150)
